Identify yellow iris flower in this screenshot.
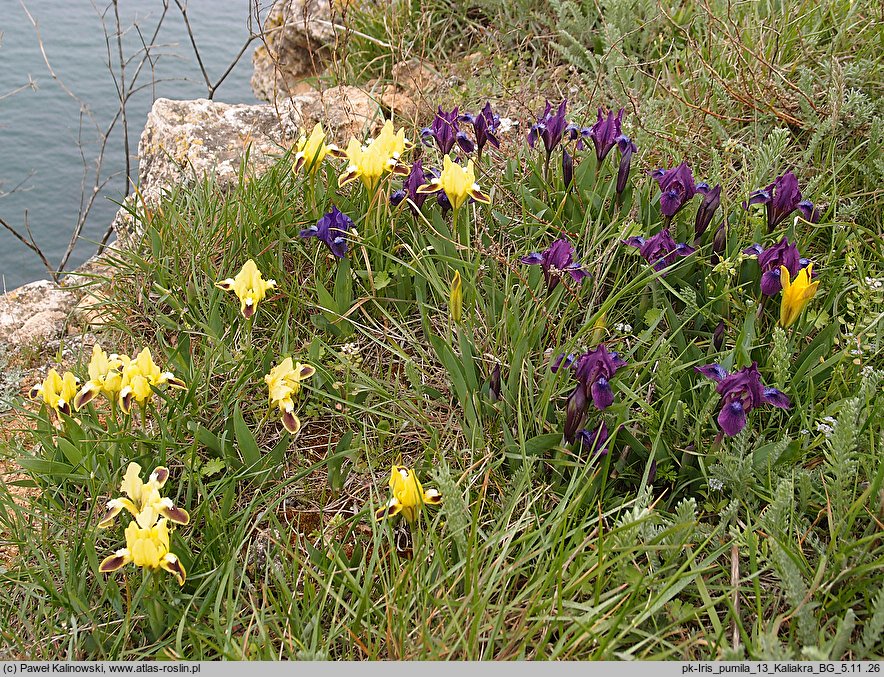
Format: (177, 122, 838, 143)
(74, 344, 128, 410)
(375, 465, 441, 523)
(339, 120, 411, 191)
(779, 264, 820, 328)
(216, 259, 277, 320)
(29, 368, 80, 417)
(99, 518, 187, 586)
(293, 123, 345, 174)
(264, 357, 316, 434)
(118, 348, 186, 415)
(417, 156, 491, 210)
(98, 462, 190, 530)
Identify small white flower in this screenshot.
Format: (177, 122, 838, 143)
(497, 117, 517, 135)
(709, 478, 724, 492)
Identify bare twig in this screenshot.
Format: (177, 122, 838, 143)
(0, 213, 56, 282)
(174, 0, 259, 100)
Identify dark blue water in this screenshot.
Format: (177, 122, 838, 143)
(0, 0, 259, 289)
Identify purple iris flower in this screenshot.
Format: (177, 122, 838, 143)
(521, 238, 591, 291)
(391, 159, 430, 211)
(559, 345, 626, 441)
(422, 106, 474, 155)
(527, 100, 570, 156)
(651, 162, 698, 217)
(575, 422, 609, 460)
(460, 102, 500, 159)
(589, 107, 624, 165)
(743, 171, 820, 232)
(695, 362, 790, 436)
(623, 227, 696, 273)
(694, 183, 722, 241)
(573, 345, 627, 411)
(742, 237, 813, 296)
(616, 135, 637, 197)
(300, 206, 355, 259)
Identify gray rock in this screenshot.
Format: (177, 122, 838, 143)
(251, 0, 337, 102)
(0, 280, 77, 346)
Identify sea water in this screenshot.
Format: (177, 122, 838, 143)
(0, 0, 259, 289)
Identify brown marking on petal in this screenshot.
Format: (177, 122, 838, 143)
(468, 187, 491, 204)
(293, 154, 306, 173)
(299, 365, 316, 379)
(97, 502, 123, 529)
(416, 181, 440, 194)
(160, 504, 190, 525)
(28, 385, 42, 399)
(375, 498, 403, 520)
(327, 147, 346, 158)
(391, 163, 410, 176)
(151, 467, 169, 486)
(242, 302, 256, 320)
(339, 169, 359, 186)
(281, 411, 301, 435)
(99, 551, 130, 573)
(160, 554, 186, 586)
(165, 376, 186, 390)
(119, 390, 133, 415)
(57, 402, 71, 417)
(215, 279, 235, 291)
(423, 489, 442, 505)
(74, 384, 98, 411)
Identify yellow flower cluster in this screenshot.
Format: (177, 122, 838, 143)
(340, 120, 411, 191)
(99, 462, 189, 585)
(69, 344, 186, 415)
(29, 369, 80, 417)
(29, 345, 184, 418)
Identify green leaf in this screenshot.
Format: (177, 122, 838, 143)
(233, 403, 261, 468)
(200, 458, 226, 478)
(521, 433, 564, 456)
(18, 457, 77, 478)
(56, 438, 84, 467)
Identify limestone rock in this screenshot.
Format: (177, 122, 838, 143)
(114, 97, 294, 240)
(282, 85, 377, 140)
(0, 280, 77, 346)
(251, 0, 337, 102)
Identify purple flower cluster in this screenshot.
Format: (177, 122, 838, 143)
(623, 227, 695, 273)
(521, 238, 590, 291)
(421, 106, 474, 156)
(651, 163, 698, 218)
(743, 237, 814, 296)
(743, 171, 820, 232)
(695, 362, 790, 436)
(554, 345, 626, 442)
(300, 206, 355, 259)
(459, 102, 501, 159)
